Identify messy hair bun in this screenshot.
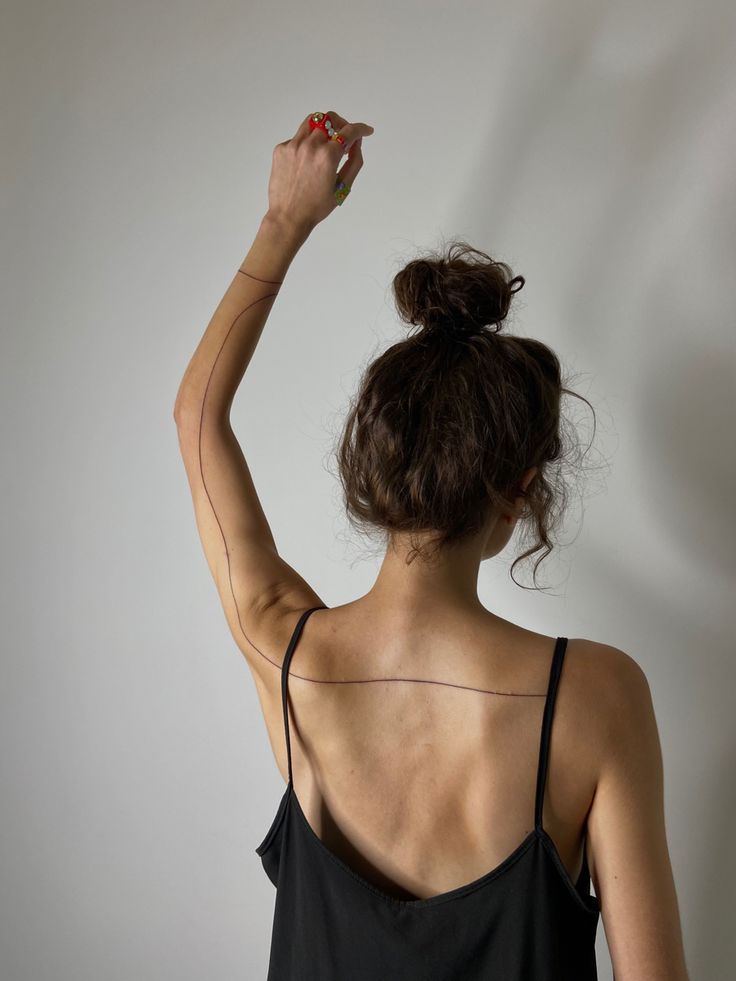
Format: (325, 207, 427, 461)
(392, 241, 525, 338)
(335, 239, 596, 588)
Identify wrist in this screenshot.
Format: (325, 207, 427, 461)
(239, 211, 310, 283)
(262, 210, 313, 247)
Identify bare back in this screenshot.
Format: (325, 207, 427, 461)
(253, 602, 601, 902)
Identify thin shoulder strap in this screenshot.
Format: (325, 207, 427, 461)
(534, 636, 568, 833)
(281, 606, 327, 786)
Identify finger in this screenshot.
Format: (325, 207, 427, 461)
(324, 110, 349, 130)
(330, 122, 375, 156)
(287, 111, 335, 148)
(304, 110, 342, 148)
(292, 112, 319, 143)
(336, 136, 364, 186)
(320, 111, 374, 152)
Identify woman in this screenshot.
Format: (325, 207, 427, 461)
(173, 111, 689, 980)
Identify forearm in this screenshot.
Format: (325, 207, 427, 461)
(173, 211, 311, 422)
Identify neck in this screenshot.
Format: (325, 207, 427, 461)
(362, 532, 487, 616)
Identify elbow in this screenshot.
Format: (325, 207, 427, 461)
(173, 390, 201, 425)
(174, 392, 229, 430)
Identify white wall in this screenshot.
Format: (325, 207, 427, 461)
(2, 0, 734, 978)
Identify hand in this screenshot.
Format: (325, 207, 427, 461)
(265, 110, 375, 235)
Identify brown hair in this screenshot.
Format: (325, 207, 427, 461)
(334, 240, 596, 588)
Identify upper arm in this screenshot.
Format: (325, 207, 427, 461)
(173, 405, 325, 682)
(586, 644, 690, 980)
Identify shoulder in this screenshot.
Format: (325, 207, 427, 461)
(246, 595, 328, 688)
(562, 637, 657, 759)
(572, 637, 652, 705)
(566, 637, 650, 691)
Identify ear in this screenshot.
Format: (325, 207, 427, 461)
(509, 466, 539, 521)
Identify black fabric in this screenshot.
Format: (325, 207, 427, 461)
(255, 606, 600, 979)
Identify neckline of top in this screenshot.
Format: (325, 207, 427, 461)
(287, 781, 538, 909)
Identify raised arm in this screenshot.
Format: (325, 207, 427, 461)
(173, 111, 372, 685)
(173, 211, 324, 682)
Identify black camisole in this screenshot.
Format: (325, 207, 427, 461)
(256, 606, 601, 979)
